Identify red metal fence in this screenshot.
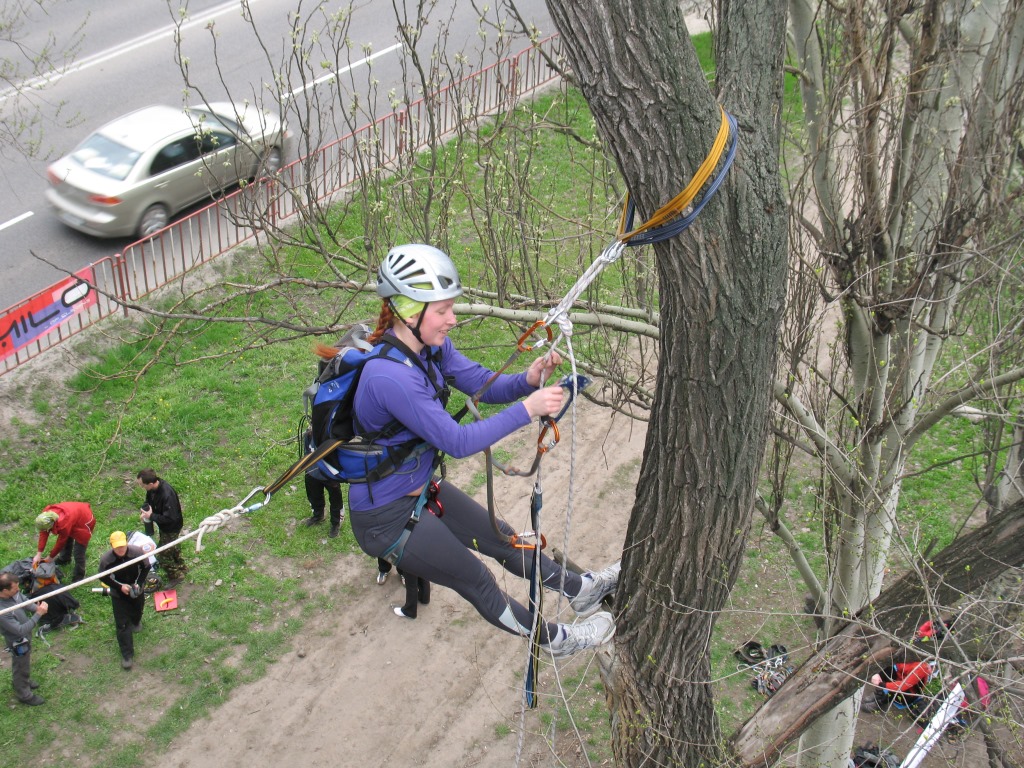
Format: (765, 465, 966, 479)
(1, 36, 562, 376)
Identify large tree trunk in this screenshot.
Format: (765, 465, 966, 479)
(729, 498, 1024, 767)
(546, 1, 788, 764)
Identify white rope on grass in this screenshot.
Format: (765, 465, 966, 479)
(0, 490, 269, 618)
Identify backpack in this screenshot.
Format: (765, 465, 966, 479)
(301, 324, 445, 485)
(127, 530, 158, 568)
(1, 558, 62, 593)
(851, 743, 900, 767)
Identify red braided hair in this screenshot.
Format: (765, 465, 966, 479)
(368, 300, 395, 344)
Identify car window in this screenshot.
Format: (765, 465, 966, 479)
(198, 130, 237, 155)
(149, 138, 202, 176)
(70, 134, 141, 181)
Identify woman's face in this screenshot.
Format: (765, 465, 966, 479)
(410, 299, 457, 346)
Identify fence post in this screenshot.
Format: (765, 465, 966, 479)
(112, 251, 130, 317)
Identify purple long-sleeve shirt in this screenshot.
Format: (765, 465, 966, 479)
(348, 334, 535, 511)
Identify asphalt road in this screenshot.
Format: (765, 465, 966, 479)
(0, 0, 552, 311)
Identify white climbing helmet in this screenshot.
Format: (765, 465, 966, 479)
(376, 244, 463, 303)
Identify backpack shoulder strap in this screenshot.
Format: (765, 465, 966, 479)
(370, 335, 445, 400)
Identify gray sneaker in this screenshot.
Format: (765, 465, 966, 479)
(569, 561, 621, 617)
(547, 611, 615, 659)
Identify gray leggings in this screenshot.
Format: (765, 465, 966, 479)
(350, 481, 583, 642)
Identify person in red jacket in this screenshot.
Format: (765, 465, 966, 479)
(32, 502, 96, 584)
(868, 660, 933, 714)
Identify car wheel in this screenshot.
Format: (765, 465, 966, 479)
(138, 204, 169, 238)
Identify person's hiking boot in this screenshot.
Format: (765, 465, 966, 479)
(329, 523, 341, 539)
(376, 570, 388, 586)
(28, 679, 40, 689)
(547, 611, 616, 659)
(302, 514, 325, 527)
(20, 694, 45, 706)
(569, 561, 621, 617)
(121, 657, 134, 670)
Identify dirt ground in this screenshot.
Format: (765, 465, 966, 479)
(152, 400, 640, 768)
(145, 396, 1004, 768)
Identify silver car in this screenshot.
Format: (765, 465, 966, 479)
(45, 102, 287, 239)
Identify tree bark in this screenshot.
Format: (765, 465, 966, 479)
(546, 1, 788, 764)
(729, 498, 1024, 768)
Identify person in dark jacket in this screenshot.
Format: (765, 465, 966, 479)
(136, 469, 187, 583)
(98, 531, 150, 670)
(0, 572, 48, 705)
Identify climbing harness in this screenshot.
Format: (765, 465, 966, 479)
(378, 481, 442, 567)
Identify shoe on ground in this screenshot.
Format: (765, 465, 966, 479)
(329, 524, 340, 539)
(28, 679, 40, 690)
(569, 561, 621, 617)
(20, 694, 45, 706)
(301, 515, 325, 527)
(131, 623, 142, 633)
(121, 657, 134, 670)
(393, 606, 416, 619)
(547, 611, 616, 660)
(376, 570, 388, 586)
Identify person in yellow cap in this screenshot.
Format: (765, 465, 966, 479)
(32, 502, 96, 584)
(97, 531, 149, 670)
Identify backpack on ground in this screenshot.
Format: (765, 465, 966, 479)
(299, 323, 444, 485)
(1, 558, 63, 593)
(850, 743, 900, 767)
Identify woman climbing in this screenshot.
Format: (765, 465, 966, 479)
(342, 243, 618, 658)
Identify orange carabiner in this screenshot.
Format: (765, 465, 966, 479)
(516, 321, 554, 352)
(537, 419, 560, 453)
(511, 531, 548, 550)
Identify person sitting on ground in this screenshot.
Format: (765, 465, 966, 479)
(29, 561, 82, 634)
(343, 244, 619, 658)
(32, 501, 96, 584)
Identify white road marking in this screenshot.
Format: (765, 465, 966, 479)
(0, 0, 267, 102)
(0, 211, 34, 231)
(286, 43, 404, 100)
